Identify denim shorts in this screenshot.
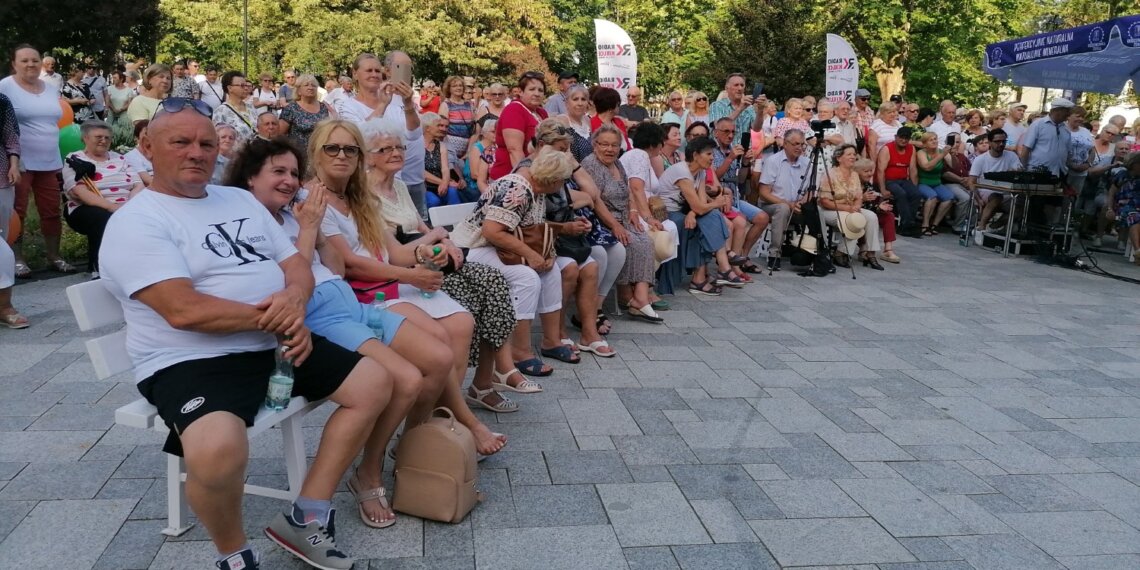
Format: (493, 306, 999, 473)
(734, 197, 763, 221)
(306, 279, 405, 350)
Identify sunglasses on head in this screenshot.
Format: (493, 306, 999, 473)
(321, 144, 361, 158)
(521, 71, 544, 80)
(157, 97, 213, 118)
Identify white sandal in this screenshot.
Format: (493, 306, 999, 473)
(465, 386, 520, 413)
(492, 368, 543, 393)
(576, 340, 617, 358)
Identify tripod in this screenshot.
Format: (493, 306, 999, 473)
(795, 133, 857, 279)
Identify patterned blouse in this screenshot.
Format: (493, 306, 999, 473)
(0, 94, 19, 178)
(61, 151, 138, 214)
(211, 102, 256, 142)
(450, 173, 545, 249)
(279, 101, 330, 151)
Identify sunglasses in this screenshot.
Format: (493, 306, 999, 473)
(805, 107, 815, 112)
(857, 96, 870, 101)
(321, 144, 361, 158)
(157, 97, 212, 118)
(369, 144, 407, 154)
(521, 71, 544, 80)
(696, 97, 708, 102)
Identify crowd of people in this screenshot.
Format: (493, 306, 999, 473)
(2, 42, 1140, 569)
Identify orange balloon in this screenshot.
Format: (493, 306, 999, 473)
(6, 212, 20, 246)
(57, 98, 74, 128)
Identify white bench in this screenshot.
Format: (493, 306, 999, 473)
(428, 202, 477, 229)
(66, 280, 324, 536)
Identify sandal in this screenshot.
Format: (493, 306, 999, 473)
(576, 339, 617, 358)
(0, 310, 30, 329)
(492, 368, 543, 393)
(514, 358, 553, 377)
(688, 278, 722, 297)
(540, 345, 580, 364)
(570, 312, 613, 336)
(714, 270, 746, 288)
(14, 262, 31, 279)
(347, 470, 396, 529)
(465, 385, 520, 413)
(561, 338, 580, 354)
(627, 304, 664, 324)
(651, 299, 671, 311)
(740, 260, 763, 274)
(51, 259, 76, 273)
(880, 251, 900, 263)
(728, 253, 748, 266)
(921, 226, 935, 237)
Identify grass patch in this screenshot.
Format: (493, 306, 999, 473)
(17, 206, 89, 270)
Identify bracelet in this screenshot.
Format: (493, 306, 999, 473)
(414, 245, 428, 265)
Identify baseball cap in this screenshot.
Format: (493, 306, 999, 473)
(1008, 102, 1028, 110)
(1050, 98, 1074, 109)
(558, 71, 580, 81)
(854, 88, 871, 98)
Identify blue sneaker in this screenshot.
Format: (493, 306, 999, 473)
(264, 506, 354, 570)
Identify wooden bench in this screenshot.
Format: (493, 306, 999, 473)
(66, 280, 324, 536)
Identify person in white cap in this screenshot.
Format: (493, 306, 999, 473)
(1019, 98, 1073, 176)
(1004, 102, 1029, 150)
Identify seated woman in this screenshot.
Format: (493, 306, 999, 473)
(820, 144, 884, 269)
(451, 148, 598, 373)
(61, 120, 144, 275)
(123, 120, 154, 187)
(526, 120, 616, 359)
(421, 112, 464, 208)
(464, 117, 497, 201)
(657, 136, 742, 296)
(1106, 151, 1140, 264)
(855, 157, 899, 263)
(582, 125, 663, 323)
(226, 136, 467, 529)
(211, 123, 238, 185)
(915, 132, 956, 235)
(621, 122, 678, 308)
(306, 121, 507, 524)
(361, 119, 538, 409)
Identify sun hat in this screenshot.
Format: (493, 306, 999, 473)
(837, 211, 867, 240)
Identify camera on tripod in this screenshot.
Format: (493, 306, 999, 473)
(810, 119, 835, 134)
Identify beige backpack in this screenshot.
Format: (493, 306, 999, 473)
(392, 407, 482, 523)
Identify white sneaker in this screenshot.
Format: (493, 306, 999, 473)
(1092, 237, 1103, 247)
(973, 231, 984, 246)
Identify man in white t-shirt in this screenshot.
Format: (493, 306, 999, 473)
(323, 76, 355, 110)
(39, 56, 63, 93)
(98, 104, 392, 570)
(967, 128, 1022, 232)
(197, 67, 224, 112)
(927, 100, 963, 150)
(1004, 102, 1029, 151)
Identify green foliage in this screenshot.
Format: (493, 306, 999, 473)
(0, 0, 160, 71)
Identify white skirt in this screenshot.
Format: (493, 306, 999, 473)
(387, 284, 469, 319)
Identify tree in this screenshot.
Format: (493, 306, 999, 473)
(0, 0, 160, 71)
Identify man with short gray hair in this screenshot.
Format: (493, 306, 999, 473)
(618, 85, 650, 126)
(757, 129, 811, 270)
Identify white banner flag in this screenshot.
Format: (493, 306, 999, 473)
(825, 34, 859, 104)
(594, 19, 637, 103)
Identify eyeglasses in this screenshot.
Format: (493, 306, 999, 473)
(857, 96, 870, 101)
(157, 97, 212, 118)
(716, 128, 736, 134)
(669, 97, 682, 101)
(321, 144, 361, 158)
(595, 142, 621, 149)
(696, 97, 708, 102)
(369, 144, 407, 154)
(88, 134, 111, 141)
(521, 71, 544, 80)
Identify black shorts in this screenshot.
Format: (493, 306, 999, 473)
(137, 335, 363, 456)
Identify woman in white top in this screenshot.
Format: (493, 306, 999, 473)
(0, 44, 72, 275)
(125, 64, 170, 126)
(61, 120, 144, 275)
(865, 101, 903, 156)
(619, 122, 680, 279)
(252, 73, 282, 115)
(104, 70, 135, 143)
(556, 85, 593, 162)
(211, 71, 257, 142)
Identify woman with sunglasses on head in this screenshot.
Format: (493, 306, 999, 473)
(212, 71, 257, 142)
(686, 91, 711, 131)
(0, 44, 73, 277)
(491, 72, 549, 180)
(126, 64, 171, 127)
(363, 119, 534, 412)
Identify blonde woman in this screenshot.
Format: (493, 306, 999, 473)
(279, 74, 334, 150)
(866, 101, 902, 156)
(125, 64, 170, 126)
(687, 91, 711, 129)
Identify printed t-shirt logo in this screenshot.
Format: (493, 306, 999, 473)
(201, 218, 272, 265)
(181, 396, 205, 414)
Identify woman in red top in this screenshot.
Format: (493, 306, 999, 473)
(589, 87, 631, 152)
(490, 72, 548, 179)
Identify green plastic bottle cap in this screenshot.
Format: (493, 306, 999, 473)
(374, 292, 385, 302)
(432, 246, 442, 255)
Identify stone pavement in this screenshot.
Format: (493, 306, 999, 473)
(2, 236, 1140, 569)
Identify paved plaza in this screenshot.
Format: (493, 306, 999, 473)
(2, 236, 1140, 569)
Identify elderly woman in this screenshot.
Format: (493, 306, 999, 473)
(963, 109, 988, 142)
(987, 110, 1007, 133)
(211, 71, 257, 142)
(820, 144, 883, 269)
(856, 157, 899, 263)
(866, 102, 902, 156)
(421, 112, 464, 208)
(475, 82, 508, 123)
(658, 136, 741, 296)
(0, 93, 26, 327)
(104, 70, 135, 142)
(491, 72, 549, 179)
(1107, 152, 1140, 263)
(438, 76, 476, 160)
(659, 122, 684, 167)
(279, 74, 333, 150)
(61, 120, 144, 275)
(773, 98, 811, 148)
(557, 85, 593, 162)
(622, 123, 680, 277)
(0, 44, 72, 276)
(1084, 131, 1127, 245)
(125, 64, 170, 126)
(583, 125, 663, 322)
(363, 118, 535, 405)
(590, 87, 631, 151)
(914, 131, 957, 235)
(61, 68, 95, 124)
(452, 147, 595, 374)
(686, 91, 711, 129)
(464, 118, 496, 200)
(210, 123, 238, 185)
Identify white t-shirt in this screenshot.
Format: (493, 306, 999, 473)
(321, 204, 375, 258)
(619, 148, 659, 198)
(338, 96, 426, 185)
(969, 150, 1022, 180)
(1003, 123, 1028, 148)
(281, 211, 339, 285)
(198, 80, 224, 111)
(927, 119, 963, 149)
(253, 88, 277, 115)
(39, 71, 62, 94)
(1066, 126, 1094, 179)
(658, 161, 702, 213)
(123, 148, 153, 178)
(0, 76, 63, 171)
(100, 187, 298, 382)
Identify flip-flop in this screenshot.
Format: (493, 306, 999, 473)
(0, 311, 30, 329)
(347, 470, 396, 529)
(540, 345, 580, 364)
(576, 340, 617, 358)
(514, 357, 553, 377)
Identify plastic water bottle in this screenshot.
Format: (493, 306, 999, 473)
(366, 292, 387, 337)
(265, 342, 294, 411)
(421, 246, 443, 299)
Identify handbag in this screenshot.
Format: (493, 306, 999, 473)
(496, 223, 555, 266)
(392, 407, 482, 523)
(546, 182, 592, 263)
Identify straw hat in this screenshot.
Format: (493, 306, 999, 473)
(837, 211, 867, 240)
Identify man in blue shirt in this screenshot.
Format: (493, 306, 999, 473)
(757, 129, 811, 269)
(1020, 98, 1073, 177)
(712, 118, 769, 271)
(709, 73, 765, 141)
